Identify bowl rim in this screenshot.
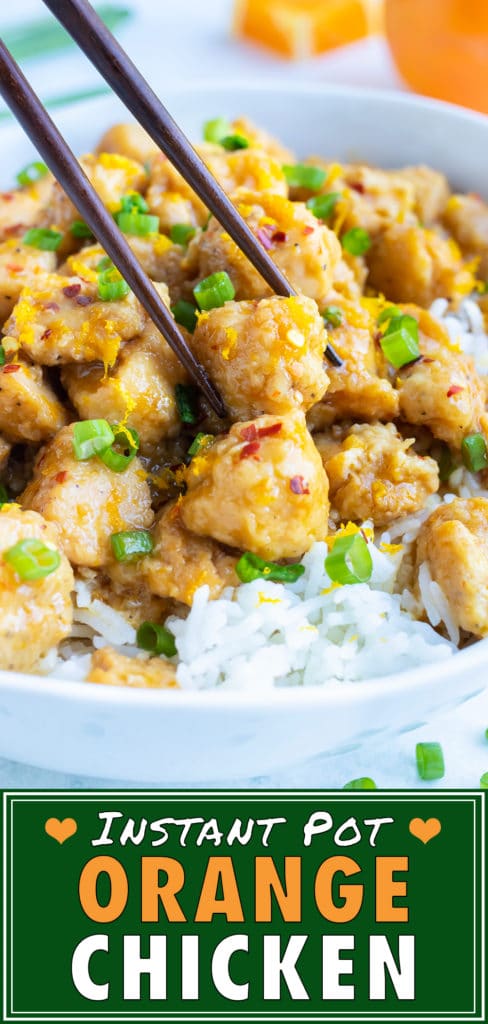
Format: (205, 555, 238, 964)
(1, 79, 487, 708)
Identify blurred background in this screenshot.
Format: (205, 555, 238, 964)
(1, 0, 487, 123)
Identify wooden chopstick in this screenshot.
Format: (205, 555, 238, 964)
(40, 0, 342, 369)
(0, 39, 226, 417)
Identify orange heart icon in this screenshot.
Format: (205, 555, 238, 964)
(45, 817, 78, 844)
(409, 817, 441, 844)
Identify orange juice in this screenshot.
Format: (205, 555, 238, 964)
(385, 0, 488, 113)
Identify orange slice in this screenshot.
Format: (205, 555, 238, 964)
(234, 0, 383, 60)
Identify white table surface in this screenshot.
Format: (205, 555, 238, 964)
(1, 0, 487, 790)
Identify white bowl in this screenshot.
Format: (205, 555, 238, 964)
(1, 82, 488, 782)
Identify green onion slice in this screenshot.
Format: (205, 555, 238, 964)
(343, 777, 377, 790)
(4, 537, 61, 581)
(306, 192, 341, 219)
(99, 425, 139, 472)
(72, 419, 114, 461)
(0, 344, 5, 367)
(235, 551, 305, 584)
(0, 483, 9, 504)
(96, 255, 113, 272)
(171, 299, 198, 333)
(111, 529, 153, 562)
(380, 313, 420, 368)
(188, 432, 214, 458)
(282, 163, 326, 192)
(118, 191, 148, 214)
(377, 305, 402, 325)
(436, 443, 456, 482)
(416, 741, 445, 781)
(193, 270, 235, 310)
(325, 533, 373, 585)
(169, 223, 196, 245)
(116, 210, 159, 236)
(203, 117, 232, 144)
(23, 227, 63, 251)
(16, 161, 48, 187)
(136, 620, 177, 657)
(97, 266, 130, 301)
(341, 227, 371, 255)
(175, 383, 199, 424)
(220, 134, 250, 151)
(321, 305, 343, 327)
(70, 219, 93, 239)
(462, 432, 488, 473)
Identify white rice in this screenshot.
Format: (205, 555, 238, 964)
(45, 295, 487, 689)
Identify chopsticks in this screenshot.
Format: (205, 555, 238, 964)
(40, 0, 342, 369)
(0, 40, 226, 417)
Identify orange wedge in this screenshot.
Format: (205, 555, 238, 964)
(233, 0, 383, 60)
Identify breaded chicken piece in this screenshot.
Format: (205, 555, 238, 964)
(0, 505, 73, 672)
(397, 307, 488, 448)
(191, 294, 329, 419)
(0, 174, 54, 244)
(146, 146, 287, 232)
(144, 500, 238, 606)
(5, 272, 146, 366)
(366, 223, 476, 308)
(297, 161, 416, 234)
(194, 190, 341, 302)
(62, 237, 185, 298)
(0, 240, 56, 322)
(62, 320, 189, 447)
(21, 425, 153, 568)
(316, 422, 439, 526)
(42, 152, 147, 239)
(0, 358, 68, 443)
(96, 122, 159, 165)
(230, 117, 295, 163)
(179, 411, 329, 559)
(307, 298, 399, 429)
(87, 646, 177, 688)
(443, 193, 488, 279)
(415, 498, 488, 637)
(395, 165, 450, 225)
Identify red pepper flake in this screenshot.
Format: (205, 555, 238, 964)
(41, 328, 52, 340)
(240, 441, 260, 459)
(44, 301, 60, 312)
(447, 385, 464, 397)
(350, 181, 366, 194)
(240, 424, 258, 442)
(1, 193, 14, 202)
(75, 294, 92, 307)
(62, 283, 81, 298)
(290, 475, 310, 495)
(4, 224, 24, 237)
(256, 227, 274, 251)
(55, 471, 68, 484)
(2, 364, 20, 374)
(271, 230, 287, 243)
(303, 226, 315, 236)
(258, 422, 282, 438)
(5, 263, 23, 273)
(422, 357, 435, 364)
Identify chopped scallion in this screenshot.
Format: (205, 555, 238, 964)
(220, 133, 249, 151)
(341, 227, 371, 256)
(321, 305, 343, 327)
(203, 117, 232, 144)
(193, 270, 235, 310)
(96, 255, 113, 272)
(116, 210, 159, 236)
(416, 741, 445, 781)
(343, 777, 377, 790)
(282, 163, 326, 192)
(188, 432, 214, 458)
(97, 266, 130, 301)
(462, 433, 488, 473)
(99, 425, 139, 472)
(235, 551, 305, 584)
(0, 483, 9, 504)
(4, 538, 61, 581)
(171, 299, 198, 333)
(23, 227, 62, 251)
(136, 620, 177, 657)
(377, 305, 402, 325)
(325, 533, 373, 585)
(380, 314, 420, 368)
(72, 419, 114, 461)
(175, 383, 199, 424)
(0, 344, 5, 367)
(16, 161, 48, 187)
(306, 192, 341, 219)
(70, 219, 93, 239)
(110, 529, 153, 562)
(118, 191, 148, 214)
(169, 223, 196, 245)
